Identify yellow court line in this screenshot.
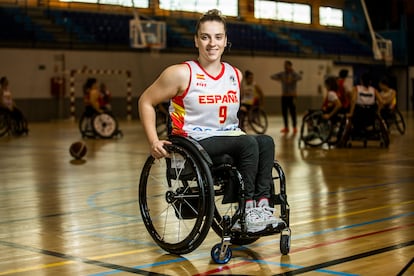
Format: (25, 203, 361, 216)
(0, 247, 155, 275)
(1, 200, 413, 275)
(292, 199, 414, 226)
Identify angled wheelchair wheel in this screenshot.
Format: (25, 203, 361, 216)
(393, 109, 406, 135)
(138, 137, 215, 255)
(299, 110, 332, 147)
(248, 106, 268, 134)
(376, 117, 390, 148)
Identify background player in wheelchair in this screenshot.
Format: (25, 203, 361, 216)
(79, 78, 121, 138)
(299, 76, 343, 147)
(0, 76, 29, 136)
(237, 70, 264, 131)
(338, 72, 389, 147)
(138, 9, 281, 232)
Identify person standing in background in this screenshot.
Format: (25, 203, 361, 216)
(270, 60, 302, 134)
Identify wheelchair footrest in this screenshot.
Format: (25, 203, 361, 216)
(233, 220, 288, 237)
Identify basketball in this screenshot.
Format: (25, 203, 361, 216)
(69, 141, 87, 160)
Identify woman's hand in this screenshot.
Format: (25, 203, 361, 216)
(151, 139, 172, 159)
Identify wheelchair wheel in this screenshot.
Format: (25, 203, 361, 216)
(92, 113, 119, 139)
(376, 117, 390, 148)
(9, 116, 28, 136)
(299, 110, 332, 147)
(0, 111, 10, 137)
(247, 106, 268, 134)
(393, 109, 406, 135)
(138, 139, 215, 255)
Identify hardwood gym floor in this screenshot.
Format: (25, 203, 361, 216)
(0, 112, 413, 275)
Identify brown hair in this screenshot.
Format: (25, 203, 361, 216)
(195, 9, 227, 36)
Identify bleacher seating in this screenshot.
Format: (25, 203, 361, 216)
(0, 5, 376, 60)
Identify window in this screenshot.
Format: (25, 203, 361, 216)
(254, 0, 311, 24)
(59, 0, 149, 8)
(319, 7, 343, 27)
(159, 0, 238, 17)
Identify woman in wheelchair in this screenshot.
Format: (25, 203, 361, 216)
(321, 76, 343, 121)
(338, 72, 389, 147)
(378, 76, 397, 121)
(299, 76, 343, 147)
(237, 70, 264, 131)
(83, 78, 104, 117)
(79, 78, 121, 138)
(139, 9, 280, 232)
(0, 76, 28, 136)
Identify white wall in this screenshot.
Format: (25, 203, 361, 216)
(1, 48, 340, 99)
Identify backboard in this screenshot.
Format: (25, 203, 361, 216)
(130, 19, 166, 49)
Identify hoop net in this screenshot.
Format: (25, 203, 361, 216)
(148, 43, 162, 57)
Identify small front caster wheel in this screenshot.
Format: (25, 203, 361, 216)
(280, 234, 291, 255)
(211, 243, 232, 264)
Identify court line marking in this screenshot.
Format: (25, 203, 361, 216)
(1, 208, 412, 275)
(0, 203, 414, 275)
(292, 199, 414, 226)
(0, 241, 165, 276)
(194, 225, 414, 276)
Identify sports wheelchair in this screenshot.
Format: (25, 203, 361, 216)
(0, 107, 29, 137)
(138, 135, 291, 264)
(298, 109, 345, 148)
(339, 105, 390, 148)
(79, 111, 122, 139)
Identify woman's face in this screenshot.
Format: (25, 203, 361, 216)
(194, 20, 227, 63)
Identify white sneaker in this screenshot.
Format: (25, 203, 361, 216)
(256, 198, 280, 228)
(245, 207, 266, 232)
(260, 205, 280, 227)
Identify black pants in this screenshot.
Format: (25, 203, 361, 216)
(281, 96, 297, 128)
(198, 134, 275, 201)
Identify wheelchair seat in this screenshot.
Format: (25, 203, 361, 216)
(138, 134, 291, 264)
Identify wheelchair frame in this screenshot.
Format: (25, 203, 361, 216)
(340, 105, 390, 148)
(138, 135, 291, 264)
(0, 108, 29, 137)
(79, 111, 123, 139)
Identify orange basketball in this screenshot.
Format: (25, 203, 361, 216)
(69, 141, 87, 160)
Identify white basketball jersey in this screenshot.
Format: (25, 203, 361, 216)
(355, 85, 376, 105)
(170, 60, 244, 140)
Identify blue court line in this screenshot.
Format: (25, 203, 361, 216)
(84, 211, 414, 276)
